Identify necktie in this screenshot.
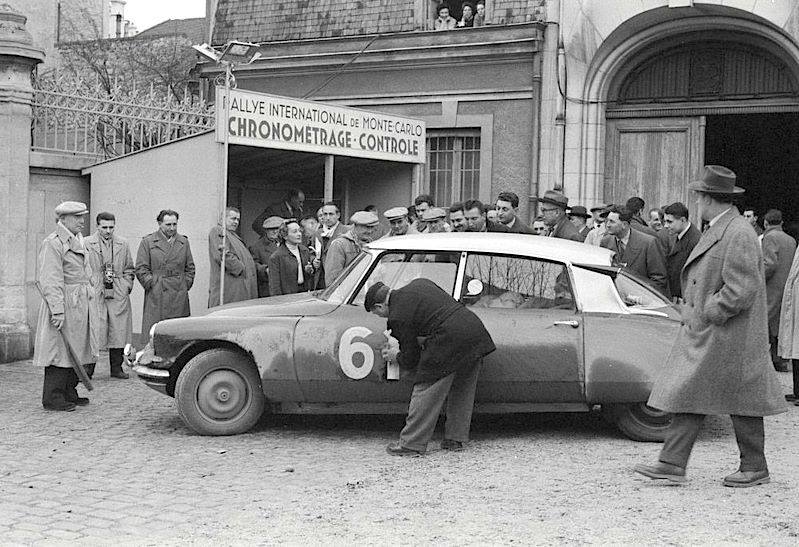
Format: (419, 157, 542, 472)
(616, 237, 625, 262)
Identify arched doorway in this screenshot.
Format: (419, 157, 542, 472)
(604, 32, 799, 227)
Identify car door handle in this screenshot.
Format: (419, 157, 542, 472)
(553, 320, 579, 328)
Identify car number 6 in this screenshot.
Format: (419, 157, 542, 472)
(339, 326, 375, 379)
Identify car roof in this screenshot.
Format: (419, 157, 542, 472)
(367, 233, 614, 266)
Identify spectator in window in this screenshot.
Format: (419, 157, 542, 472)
(496, 191, 534, 234)
(448, 202, 468, 232)
(434, 4, 457, 30)
(268, 220, 317, 296)
(457, 2, 475, 27)
(474, 1, 486, 26)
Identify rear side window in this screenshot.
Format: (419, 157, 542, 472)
(461, 253, 574, 310)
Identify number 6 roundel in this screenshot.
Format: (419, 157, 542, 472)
(338, 326, 375, 379)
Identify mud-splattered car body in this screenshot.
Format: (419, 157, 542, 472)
(134, 233, 679, 440)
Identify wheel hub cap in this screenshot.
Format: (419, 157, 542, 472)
(196, 369, 248, 421)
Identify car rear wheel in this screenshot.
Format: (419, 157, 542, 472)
(175, 348, 265, 436)
(604, 403, 671, 442)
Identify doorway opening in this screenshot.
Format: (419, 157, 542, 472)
(705, 113, 799, 239)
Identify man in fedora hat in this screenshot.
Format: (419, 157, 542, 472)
(568, 205, 592, 242)
(34, 201, 100, 411)
(537, 190, 582, 241)
(634, 165, 787, 488)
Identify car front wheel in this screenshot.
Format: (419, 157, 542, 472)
(604, 403, 671, 442)
(175, 348, 265, 436)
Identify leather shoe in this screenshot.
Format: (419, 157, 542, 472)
(69, 397, 89, 406)
(723, 469, 770, 488)
(785, 394, 797, 402)
(110, 369, 129, 379)
(633, 461, 687, 484)
(385, 442, 423, 456)
(441, 439, 464, 451)
(43, 401, 76, 412)
(774, 361, 789, 372)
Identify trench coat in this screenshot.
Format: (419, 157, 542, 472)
(778, 248, 799, 359)
(248, 236, 279, 297)
(85, 233, 135, 348)
(135, 230, 195, 335)
(648, 208, 787, 416)
(324, 230, 362, 286)
(207, 226, 258, 307)
(761, 226, 797, 335)
(268, 243, 315, 295)
(388, 279, 496, 384)
(33, 222, 101, 368)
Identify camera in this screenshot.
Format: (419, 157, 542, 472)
(103, 263, 115, 299)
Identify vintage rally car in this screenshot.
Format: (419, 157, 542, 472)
(133, 233, 679, 441)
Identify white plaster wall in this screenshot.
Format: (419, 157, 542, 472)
(86, 133, 223, 335)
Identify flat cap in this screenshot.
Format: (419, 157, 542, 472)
(383, 206, 409, 220)
(262, 216, 284, 230)
(55, 201, 89, 216)
(421, 207, 446, 221)
(350, 211, 380, 226)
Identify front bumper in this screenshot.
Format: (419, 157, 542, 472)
(132, 364, 170, 395)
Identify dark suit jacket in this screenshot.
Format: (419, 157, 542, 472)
(576, 225, 591, 242)
(630, 215, 658, 237)
(251, 202, 304, 236)
(762, 226, 797, 333)
(601, 228, 669, 296)
(267, 243, 314, 296)
(663, 223, 701, 299)
(505, 217, 535, 234)
(549, 216, 582, 241)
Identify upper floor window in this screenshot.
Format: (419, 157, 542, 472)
(426, 131, 481, 207)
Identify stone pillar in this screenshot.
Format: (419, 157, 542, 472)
(0, 5, 44, 362)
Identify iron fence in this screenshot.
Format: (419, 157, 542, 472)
(32, 75, 215, 159)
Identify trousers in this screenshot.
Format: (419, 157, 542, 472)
(42, 366, 80, 407)
(659, 413, 767, 472)
(399, 359, 482, 452)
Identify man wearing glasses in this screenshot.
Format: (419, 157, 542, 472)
(537, 190, 582, 241)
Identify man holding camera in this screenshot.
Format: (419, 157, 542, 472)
(86, 212, 135, 379)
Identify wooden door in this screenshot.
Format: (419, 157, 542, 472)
(605, 117, 704, 219)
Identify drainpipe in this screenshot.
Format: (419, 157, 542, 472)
(555, 36, 566, 193)
(529, 46, 542, 224)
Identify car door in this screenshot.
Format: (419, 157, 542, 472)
(459, 253, 584, 403)
(294, 250, 462, 403)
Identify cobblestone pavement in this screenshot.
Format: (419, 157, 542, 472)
(1, 358, 798, 545)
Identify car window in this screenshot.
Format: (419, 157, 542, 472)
(461, 253, 574, 310)
(351, 251, 460, 306)
(614, 272, 671, 311)
(319, 252, 371, 304)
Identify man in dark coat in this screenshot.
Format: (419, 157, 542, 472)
(634, 165, 787, 488)
(495, 191, 534, 234)
(601, 205, 669, 296)
(208, 207, 258, 307)
(251, 188, 304, 236)
(248, 216, 282, 297)
(135, 210, 195, 336)
(463, 199, 509, 232)
(537, 190, 582, 241)
(626, 196, 658, 237)
(761, 209, 797, 371)
(366, 279, 495, 455)
(661, 202, 701, 300)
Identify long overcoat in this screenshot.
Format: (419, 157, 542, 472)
(248, 236, 279, 297)
(388, 279, 496, 384)
(135, 230, 195, 335)
(648, 208, 787, 416)
(778, 249, 799, 359)
(207, 226, 258, 307)
(33, 223, 101, 368)
(761, 226, 797, 335)
(85, 233, 135, 348)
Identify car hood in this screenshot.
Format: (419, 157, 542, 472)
(202, 292, 339, 318)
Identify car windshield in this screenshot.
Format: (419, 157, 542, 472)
(319, 252, 372, 304)
(614, 271, 673, 314)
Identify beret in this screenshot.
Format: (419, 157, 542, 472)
(421, 207, 446, 221)
(262, 216, 284, 229)
(55, 201, 89, 216)
(383, 206, 409, 220)
(350, 211, 380, 226)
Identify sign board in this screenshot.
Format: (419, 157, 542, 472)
(215, 88, 426, 164)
